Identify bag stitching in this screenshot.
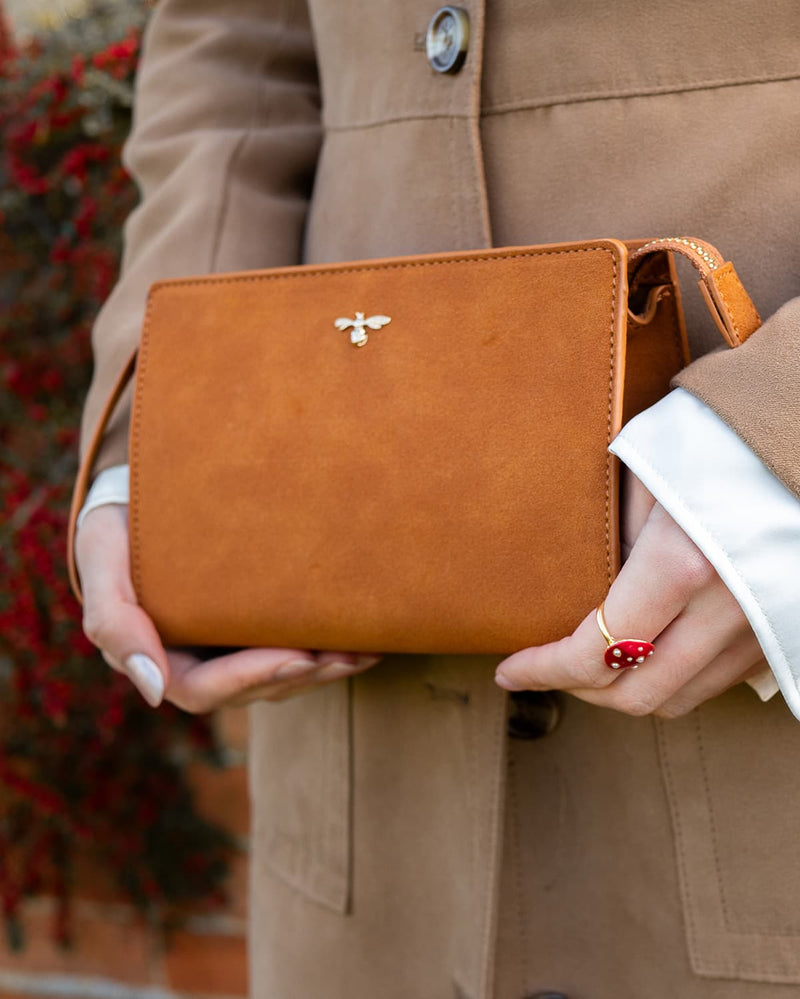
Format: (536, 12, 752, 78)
(604, 251, 618, 587)
(133, 245, 621, 619)
(145, 244, 618, 288)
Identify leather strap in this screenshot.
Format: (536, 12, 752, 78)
(629, 237, 762, 348)
(66, 237, 762, 603)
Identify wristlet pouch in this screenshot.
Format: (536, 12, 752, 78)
(68, 237, 760, 654)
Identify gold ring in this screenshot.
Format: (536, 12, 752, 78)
(596, 601, 656, 670)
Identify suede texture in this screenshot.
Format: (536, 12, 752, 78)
(76, 0, 800, 996)
(126, 242, 669, 655)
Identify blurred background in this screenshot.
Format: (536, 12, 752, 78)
(0, 2, 251, 996)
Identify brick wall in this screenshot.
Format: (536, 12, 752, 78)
(0, 708, 250, 999)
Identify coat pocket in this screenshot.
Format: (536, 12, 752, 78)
(249, 680, 351, 913)
(657, 686, 800, 984)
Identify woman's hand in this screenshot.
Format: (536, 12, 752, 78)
(495, 471, 767, 718)
(76, 505, 380, 711)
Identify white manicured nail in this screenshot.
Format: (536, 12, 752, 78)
(124, 653, 165, 707)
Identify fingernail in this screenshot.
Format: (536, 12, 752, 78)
(275, 658, 318, 681)
(124, 653, 165, 707)
(316, 661, 360, 682)
(494, 670, 523, 692)
(355, 655, 381, 669)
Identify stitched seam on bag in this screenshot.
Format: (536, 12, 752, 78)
(482, 70, 800, 117)
(130, 295, 155, 596)
(604, 253, 618, 587)
(137, 245, 621, 617)
(145, 244, 618, 290)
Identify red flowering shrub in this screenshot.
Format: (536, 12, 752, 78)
(0, 2, 232, 949)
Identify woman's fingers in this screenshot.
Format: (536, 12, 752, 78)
(568, 611, 762, 717)
(223, 654, 381, 706)
(495, 493, 765, 717)
(165, 647, 318, 712)
(654, 652, 768, 719)
(586, 584, 754, 715)
(77, 505, 169, 706)
(76, 505, 380, 712)
(165, 648, 381, 712)
(495, 503, 714, 694)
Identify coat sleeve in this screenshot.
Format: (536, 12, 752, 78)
(610, 387, 800, 718)
(79, 0, 322, 474)
(674, 295, 800, 502)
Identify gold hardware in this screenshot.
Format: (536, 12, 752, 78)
(334, 312, 392, 347)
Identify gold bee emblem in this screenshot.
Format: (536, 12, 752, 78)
(334, 312, 392, 347)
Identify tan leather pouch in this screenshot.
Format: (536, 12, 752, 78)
(68, 237, 760, 654)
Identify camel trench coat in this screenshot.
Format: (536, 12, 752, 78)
(80, 0, 800, 996)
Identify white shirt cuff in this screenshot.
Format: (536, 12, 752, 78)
(76, 464, 130, 531)
(610, 388, 800, 718)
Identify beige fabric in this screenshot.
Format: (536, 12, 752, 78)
(496, 689, 800, 998)
(80, 0, 323, 473)
(677, 301, 800, 498)
(79, 0, 800, 996)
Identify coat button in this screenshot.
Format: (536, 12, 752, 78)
(507, 691, 561, 740)
(426, 6, 470, 74)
